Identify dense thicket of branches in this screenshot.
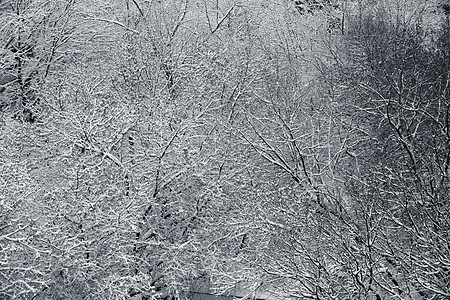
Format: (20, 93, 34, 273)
(1, 0, 449, 299)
